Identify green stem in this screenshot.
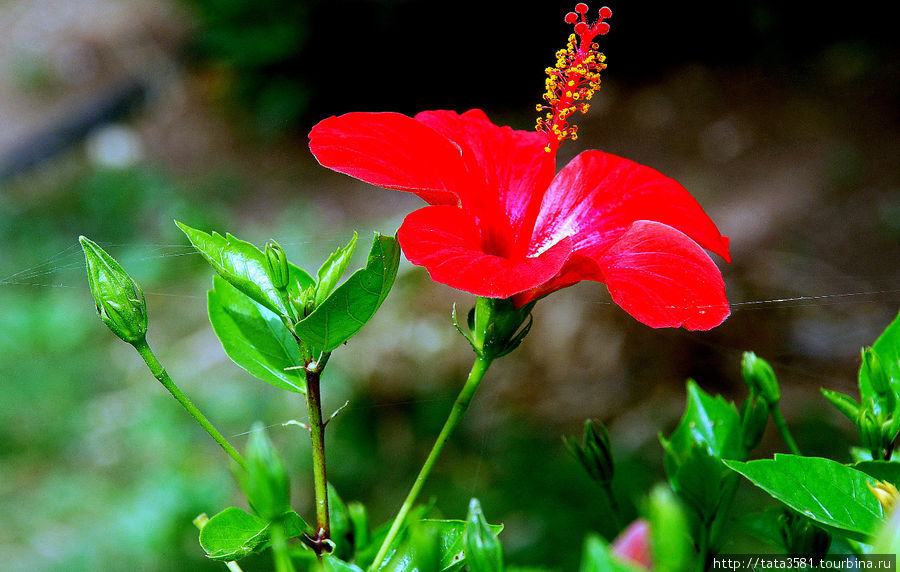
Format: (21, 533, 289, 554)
(369, 354, 494, 570)
(770, 405, 801, 455)
(305, 360, 331, 553)
(133, 338, 246, 471)
(601, 483, 623, 532)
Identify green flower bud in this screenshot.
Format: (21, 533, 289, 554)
(742, 352, 781, 404)
(857, 409, 887, 459)
(647, 485, 691, 572)
(456, 297, 534, 359)
(238, 423, 291, 521)
(464, 498, 503, 572)
(564, 419, 614, 485)
(778, 509, 831, 556)
(741, 397, 770, 451)
(863, 347, 896, 415)
(264, 240, 290, 291)
(80, 236, 148, 344)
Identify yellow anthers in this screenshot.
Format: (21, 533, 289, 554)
(536, 4, 612, 153)
(868, 480, 900, 514)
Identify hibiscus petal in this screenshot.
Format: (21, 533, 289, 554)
(398, 205, 573, 298)
(308, 112, 469, 206)
(598, 220, 729, 330)
(414, 110, 556, 249)
(531, 150, 731, 262)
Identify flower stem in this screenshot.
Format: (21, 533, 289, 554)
(305, 359, 331, 553)
(369, 354, 494, 569)
(133, 338, 246, 471)
(770, 405, 801, 455)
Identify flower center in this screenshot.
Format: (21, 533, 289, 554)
(536, 3, 611, 153)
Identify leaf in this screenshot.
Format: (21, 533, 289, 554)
(208, 276, 305, 393)
(666, 380, 744, 461)
(316, 232, 358, 307)
(579, 533, 643, 572)
(821, 389, 862, 422)
(294, 233, 400, 352)
(198, 507, 312, 561)
(661, 381, 744, 519)
(375, 519, 503, 572)
(853, 460, 900, 487)
(199, 506, 270, 561)
(178, 221, 314, 317)
(725, 454, 885, 541)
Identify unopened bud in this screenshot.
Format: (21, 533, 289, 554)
(238, 423, 291, 521)
(863, 347, 895, 414)
(264, 240, 290, 291)
(858, 409, 886, 458)
(564, 419, 614, 484)
(80, 236, 148, 344)
(741, 397, 770, 451)
(742, 352, 780, 404)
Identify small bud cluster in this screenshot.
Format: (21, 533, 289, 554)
(536, 4, 611, 153)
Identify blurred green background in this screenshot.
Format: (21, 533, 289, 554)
(1, 0, 898, 569)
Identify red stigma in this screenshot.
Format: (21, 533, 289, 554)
(537, 4, 612, 153)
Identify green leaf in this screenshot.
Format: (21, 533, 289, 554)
(316, 232, 358, 307)
(821, 388, 862, 422)
(178, 221, 314, 317)
(464, 499, 503, 572)
(294, 233, 400, 352)
(667, 380, 744, 461)
(376, 519, 503, 572)
(199, 506, 270, 561)
(661, 381, 744, 519)
(725, 454, 885, 541)
(579, 533, 643, 572)
(198, 507, 312, 562)
(853, 460, 900, 486)
(208, 276, 305, 393)
(328, 483, 353, 560)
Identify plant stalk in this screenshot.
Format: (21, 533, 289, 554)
(369, 354, 494, 569)
(133, 338, 246, 471)
(305, 360, 331, 553)
(770, 405, 801, 455)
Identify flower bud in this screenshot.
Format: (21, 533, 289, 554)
(857, 408, 886, 458)
(462, 297, 534, 359)
(80, 236, 148, 344)
(564, 419, 614, 485)
(863, 347, 895, 415)
(741, 351, 780, 404)
(464, 498, 503, 572)
(611, 519, 652, 570)
(778, 509, 831, 556)
(741, 397, 770, 451)
(264, 240, 290, 291)
(238, 423, 291, 521)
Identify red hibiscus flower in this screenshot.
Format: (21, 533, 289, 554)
(308, 4, 730, 330)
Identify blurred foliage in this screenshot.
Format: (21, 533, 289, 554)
(182, 0, 313, 136)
